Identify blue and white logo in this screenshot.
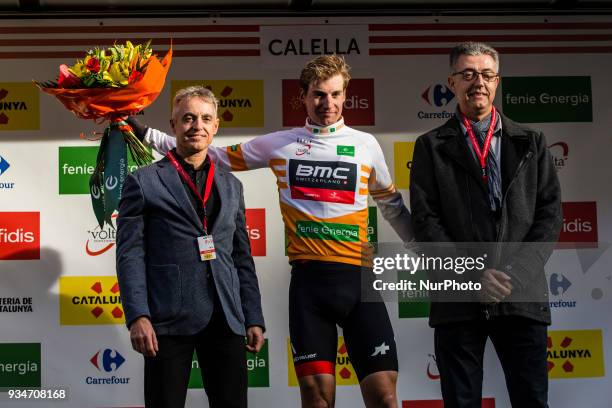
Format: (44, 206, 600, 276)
(0, 155, 10, 176)
(86, 348, 130, 385)
(90, 348, 125, 372)
(421, 84, 455, 107)
(549, 273, 576, 309)
(0, 155, 15, 189)
(418, 84, 455, 120)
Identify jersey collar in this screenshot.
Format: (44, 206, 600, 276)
(304, 117, 345, 135)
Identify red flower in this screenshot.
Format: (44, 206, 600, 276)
(57, 64, 82, 88)
(86, 57, 100, 73)
(128, 70, 144, 84)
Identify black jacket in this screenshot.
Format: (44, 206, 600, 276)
(410, 112, 562, 326)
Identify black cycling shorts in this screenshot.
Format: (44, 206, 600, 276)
(289, 260, 398, 382)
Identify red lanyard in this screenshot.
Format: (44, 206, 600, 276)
(167, 151, 215, 233)
(460, 106, 497, 182)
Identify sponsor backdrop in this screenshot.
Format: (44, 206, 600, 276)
(1, 14, 611, 408)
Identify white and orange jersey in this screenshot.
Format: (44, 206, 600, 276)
(146, 118, 412, 266)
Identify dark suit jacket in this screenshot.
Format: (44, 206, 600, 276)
(410, 112, 562, 326)
(116, 155, 265, 336)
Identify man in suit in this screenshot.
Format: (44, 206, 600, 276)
(127, 56, 412, 408)
(410, 42, 562, 407)
(116, 86, 265, 408)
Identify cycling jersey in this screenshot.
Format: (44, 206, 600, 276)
(146, 118, 412, 266)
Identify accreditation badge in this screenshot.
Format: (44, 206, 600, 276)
(197, 235, 216, 261)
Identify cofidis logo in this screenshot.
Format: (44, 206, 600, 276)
(282, 79, 375, 127)
(59, 276, 124, 325)
(0, 212, 39, 260)
(558, 202, 598, 248)
(245, 209, 266, 257)
(547, 329, 605, 379)
(0, 84, 40, 130)
(171, 80, 264, 127)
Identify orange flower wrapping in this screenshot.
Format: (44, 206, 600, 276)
(40, 48, 172, 121)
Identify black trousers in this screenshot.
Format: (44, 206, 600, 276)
(144, 301, 247, 408)
(434, 315, 548, 408)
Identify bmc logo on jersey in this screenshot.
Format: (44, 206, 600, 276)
(0, 212, 39, 260)
(558, 202, 598, 248)
(245, 209, 266, 256)
(289, 159, 357, 204)
(282, 79, 375, 126)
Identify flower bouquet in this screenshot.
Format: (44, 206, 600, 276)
(37, 40, 172, 227)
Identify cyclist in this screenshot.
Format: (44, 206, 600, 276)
(128, 55, 412, 408)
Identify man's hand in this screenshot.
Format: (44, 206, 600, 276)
(130, 316, 158, 357)
(480, 269, 513, 303)
(246, 326, 264, 353)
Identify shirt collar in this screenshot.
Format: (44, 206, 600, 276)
(455, 107, 502, 137)
(304, 117, 345, 135)
(171, 148, 210, 173)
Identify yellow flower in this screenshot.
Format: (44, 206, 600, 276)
(108, 61, 129, 86)
(69, 61, 88, 78)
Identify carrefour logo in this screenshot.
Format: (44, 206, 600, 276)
(0, 154, 10, 176)
(548, 273, 576, 309)
(90, 349, 125, 372)
(86, 348, 130, 385)
(418, 84, 455, 120)
(0, 154, 14, 190)
(59, 276, 124, 325)
(421, 84, 455, 107)
(547, 330, 605, 378)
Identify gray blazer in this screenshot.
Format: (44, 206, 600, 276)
(116, 155, 265, 336)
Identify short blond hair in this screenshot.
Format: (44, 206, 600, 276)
(172, 86, 218, 118)
(299, 55, 351, 94)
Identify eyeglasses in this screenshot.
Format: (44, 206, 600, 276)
(452, 69, 499, 82)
